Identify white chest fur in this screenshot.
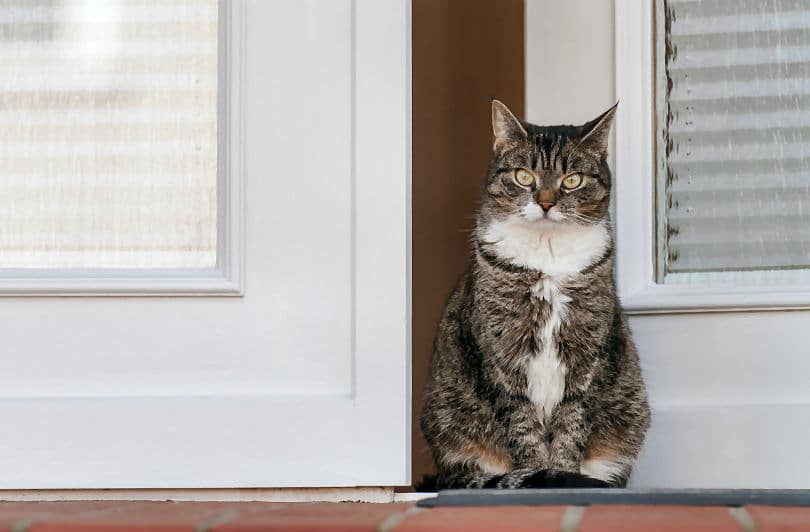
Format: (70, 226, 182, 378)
(482, 215, 610, 275)
(526, 276, 570, 420)
(482, 214, 610, 421)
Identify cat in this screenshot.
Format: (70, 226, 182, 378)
(420, 100, 650, 489)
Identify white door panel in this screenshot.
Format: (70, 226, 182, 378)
(630, 312, 810, 488)
(0, 0, 410, 488)
(631, 313, 810, 408)
(634, 403, 810, 489)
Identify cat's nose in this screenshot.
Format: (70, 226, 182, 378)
(537, 189, 556, 211)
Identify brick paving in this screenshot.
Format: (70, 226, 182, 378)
(0, 501, 806, 531)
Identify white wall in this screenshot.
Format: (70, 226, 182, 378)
(525, 0, 810, 488)
(526, 0, 614, 125)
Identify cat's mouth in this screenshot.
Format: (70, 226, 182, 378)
(542, 211, 565, 222)
(520, 206, 565, 224)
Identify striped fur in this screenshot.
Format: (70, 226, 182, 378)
(421, 101, 650, 489)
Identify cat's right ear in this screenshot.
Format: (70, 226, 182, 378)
(491, 100, 527, 153)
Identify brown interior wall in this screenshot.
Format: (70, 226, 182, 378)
(412, 0, 525, 487)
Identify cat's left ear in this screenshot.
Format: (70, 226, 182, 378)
(576, 102, 618, 156)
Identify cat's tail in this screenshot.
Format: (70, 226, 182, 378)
(437, 468, 610, 489)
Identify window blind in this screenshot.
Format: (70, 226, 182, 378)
(656, 0, 810, 280)
(0, 0, 218, 269)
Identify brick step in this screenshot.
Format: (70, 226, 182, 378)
(0, 501, 806, 531)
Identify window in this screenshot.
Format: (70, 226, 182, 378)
(615, 1, 810, 310)
(0, 0, 219, 270)
(654, 0, 810, 287)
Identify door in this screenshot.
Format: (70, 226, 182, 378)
(0, 0, 410, 488)
(615, 1, 810, 488)
(528, 0, 810, 488)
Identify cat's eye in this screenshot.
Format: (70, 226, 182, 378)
(514, 169, 535, 187)
(561, 173, 583, 190)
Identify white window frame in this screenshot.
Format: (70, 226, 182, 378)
(0, 0, 244, 297)
(614, 1, 810, 314)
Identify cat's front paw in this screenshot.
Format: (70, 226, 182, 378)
(519, 469, 611, 488)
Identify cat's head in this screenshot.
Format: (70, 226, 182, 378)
(479, 100, 617, 228)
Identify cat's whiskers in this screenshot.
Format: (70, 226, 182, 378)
(561, 211, 600, 225)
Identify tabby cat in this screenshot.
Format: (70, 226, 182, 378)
(421, 100, 650, 489)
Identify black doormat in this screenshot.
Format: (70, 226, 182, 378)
(416, 489, 810, 508)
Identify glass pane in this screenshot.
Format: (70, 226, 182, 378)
(655, 0, 810, 284)
(0, 0, 218, 268)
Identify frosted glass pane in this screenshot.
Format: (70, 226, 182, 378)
(655, 0, 810, 283)
(0, 0, 218, 268)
